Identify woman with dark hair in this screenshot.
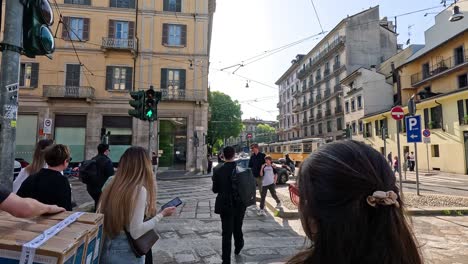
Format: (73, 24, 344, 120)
(288, 140, 422, 264)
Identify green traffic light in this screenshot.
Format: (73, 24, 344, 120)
(146, 109, 153, 118)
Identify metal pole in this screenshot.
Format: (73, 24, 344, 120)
(396, 121, 403, 193)
(383, 127, 387, 159)
(426, 142, 430, 173)
(414, 142, 420, 195)
(148, 121, 153, 157)
(0, 0, 23, 191)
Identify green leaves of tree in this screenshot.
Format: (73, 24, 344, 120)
(207, 91, 243, 146)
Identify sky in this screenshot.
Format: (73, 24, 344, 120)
(208, 0, 451, 121)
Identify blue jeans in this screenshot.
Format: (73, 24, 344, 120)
(100, 233, 145, 264)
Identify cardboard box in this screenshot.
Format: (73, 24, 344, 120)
(0, 212, 104, 264)
(45, 212, 104, 264)
(0, 229, 79, 264)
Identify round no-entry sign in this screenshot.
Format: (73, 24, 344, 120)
(390, 106, 405, 120)
(423, 129, 431, 137)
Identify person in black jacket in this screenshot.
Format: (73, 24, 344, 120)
(88, 144, 115, 210)
(17, 144, 73, 211)
(248, 143, 266, 209)
(212, 146, 246, 264)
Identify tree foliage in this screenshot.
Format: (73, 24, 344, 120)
(255, 123, 277, 143)
(207, 91, 243, 147)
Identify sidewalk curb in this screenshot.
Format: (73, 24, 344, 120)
(258, 196, 468, 218)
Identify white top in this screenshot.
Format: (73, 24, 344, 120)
(13, 164, 50, 193)
(262, 165, 276, 186)
(128, 186, 163, 239)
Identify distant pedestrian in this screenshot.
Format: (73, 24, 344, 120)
(393, 156, 399, 176)
(17, 144, 73, 211)
(285, 154, 295, 173)
(82, 144, 115, 211)
(409, 151, 415, 171)
(258, 156, 282, 216)
(287, 140, 422, 264)
(212, 146, 247, 264)
(248, 143, 266, 208)
(13, 139, 53, 193)
(387, 152, 392, 166)
(98, 146, 176, 264)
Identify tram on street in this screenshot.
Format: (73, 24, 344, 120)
(258, 137, 325, 165)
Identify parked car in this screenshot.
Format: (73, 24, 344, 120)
(235, 158, 291, 184)
(15, 158, 29, 168)
(13, 160, 21, 181)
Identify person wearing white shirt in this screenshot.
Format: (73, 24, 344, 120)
(258, 156, 282, 216)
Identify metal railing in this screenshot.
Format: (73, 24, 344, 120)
(316, 75, 322, 82)
(324, 89, 331, 97)
(160, 88, 207, 101)
(102, 37, 136, 50)
(334, 84, 342, 93)
(43, 85, 95, 99)
(335, 106, 343, 115)
(316, 94, 322, 102)
(308, 81, 314, 88)
(324, 69, 330, 76)
(325, 109, 332, 117)
(333, 62, 341, 71)
(316, 112, 323, 120)
(410, 53, 468, 85)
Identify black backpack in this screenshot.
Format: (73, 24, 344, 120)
(79, 159, 98, 185)
(231, 166, 256, 207)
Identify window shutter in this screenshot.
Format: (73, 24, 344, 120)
(128, 21, 134, 39)
(108, 20, 115, 38)
(62, 17, 70, 39)
(424, 108, 429, 129)
(162, 24, 168, 45)
(179, 70, 186, 89)
(161, 68, 167, 88)
(106, 66, 113, 90)
(19, 64, 25, 87)
(82, 18, 90, 40)
(181, 25, 187, 46)
(31, 63, 39, 88)
(125, 67, 133, 90)
(458, 100, 464, 124)
(176, 0, 182, 12)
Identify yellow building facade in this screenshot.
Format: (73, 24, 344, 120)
(362, 3, 468, 174)
(7, 0, 215, 172)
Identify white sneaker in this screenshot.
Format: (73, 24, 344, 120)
(276, 202, 282, 208)
(257, 209, 266, 216)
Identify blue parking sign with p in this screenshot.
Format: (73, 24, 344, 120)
(405, 115, 422, 143)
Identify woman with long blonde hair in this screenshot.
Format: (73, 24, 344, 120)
(13, 139, 53, 193)
(98, 146, 176, 264)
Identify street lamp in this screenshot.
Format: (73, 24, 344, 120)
(449, 2, 464, 22)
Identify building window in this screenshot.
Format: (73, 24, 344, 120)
(327, 121, 332, 133)
(357, 95, 362, 109)
(336, 117, 342, 131)
(345, 101, 349, 113)
(163, 0, 181, 12)
(311, 125, 315, 135)
(351, 99, 356, 111)
(106, 66, 133, 90)
(161, 68, 186, 99)
(62, 17, 90, 41)
(110, 0, 135, 8)
(352, 122, 357, 134)
(454, 46, 465, 65)
(318, 123, 323, 135)
(334, 55, 340, 66)
(458, 74, 468, 89)
(422, 62, 430, 79)
(365, 123, 372, 137)
(304, 127, 308, 137)
(358, 120, 363, 133)
(431, 144, 440, 157)
(424, 105, 443, 129)
(458, 100, 468, 124)
(64, 0, 90, 5)
(65, 64, 81, 87)
(19, 63, 39, 88)
(162, 24, 187, 46)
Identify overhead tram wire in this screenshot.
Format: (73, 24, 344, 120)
(310, 0, 325, 33)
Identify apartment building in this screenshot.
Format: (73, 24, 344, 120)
(11, 0, 216, 172)
(362, 2, 468, 174)
(276, 6, 397, 142)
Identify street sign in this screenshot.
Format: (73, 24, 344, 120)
(405, 115, 422, 143)
(43, 118, 52, 134)
(247, 133, 252, 139)
(423, 137, 431, 144)
(391, 106, 405, 120)
(423, 129, 431, 138)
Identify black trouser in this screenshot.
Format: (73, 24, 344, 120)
(220, 205, 246, 264)
(86, 185, 101, 212)
(145, 249, 152, 264)
(260, 184, 280, 210)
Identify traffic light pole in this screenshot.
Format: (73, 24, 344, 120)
(148, 121, 153, 158)
(0, 0, 23, 191)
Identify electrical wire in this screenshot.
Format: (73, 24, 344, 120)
(310, 0, 324, 33)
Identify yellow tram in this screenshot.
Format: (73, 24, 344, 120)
(258, 138, 325, 165)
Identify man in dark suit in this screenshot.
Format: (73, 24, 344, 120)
(212, 146, 246, 264)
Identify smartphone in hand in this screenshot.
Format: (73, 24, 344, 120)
(161, 197, 183, 210)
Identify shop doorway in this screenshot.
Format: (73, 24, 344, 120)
(159, 118, 187, 170)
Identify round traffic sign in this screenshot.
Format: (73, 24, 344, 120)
(390, 106, 405, 120)
(423, 129, 431, 137)
(45, 119, 51, 126)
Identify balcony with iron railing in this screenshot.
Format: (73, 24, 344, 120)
(43, 85, 95, 99)
(297, 63, 313, 80)
(325, 109, 332, 117)
(102, 37, 136, 50)
(160, 88, 207, 102)
(333, 84, 342, 94)
(316, 111, 323, 120)
(292, 103, 302, 112)
(324, 68, 330, 76)
(335, 106, 343, 115)
(316, 75, 322, 82)
(333, 62, 341, 71)
(324, 88, 331, 98)
(308, 80, 314, 88)
(315, 94, 322, 103)
(309, 115, 315, 122)
(410, 53, 468, 86)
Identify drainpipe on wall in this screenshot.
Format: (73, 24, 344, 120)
(434, 100, 445, 132)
